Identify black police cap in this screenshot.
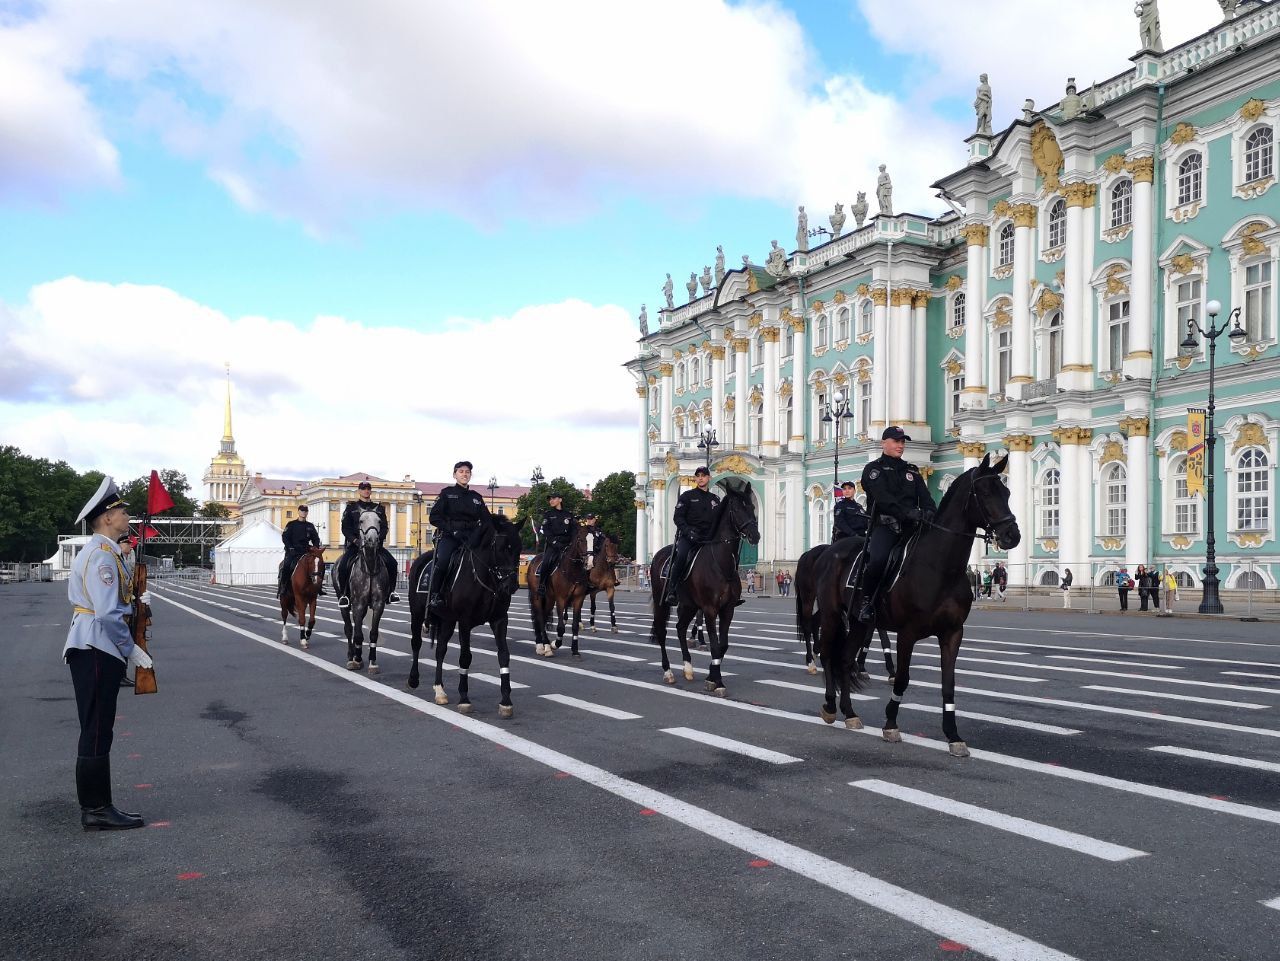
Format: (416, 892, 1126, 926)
(881, 426, 911, 441)
(840, 481, 856, 489)
(357, 480, 373, 490)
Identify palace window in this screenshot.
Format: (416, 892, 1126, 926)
(689, 357, 699, 386)
(749, 401, 763, 448)
(1172, 456, 1199, 535)
(675, 363, 685, 390)
(1102, 463, 1127, 537)
(1110, 180, 1132, 229)
(1236, 448, 1270, 531)
(815, 315, 829, 350)
(1175, 278, 1202, 348)
(858, 379, 872, 433)
(947, 373, 964, 431)
(859, 299, 873, 335)
(951, 292, 965, 329)
(995, 329, 1012, 393)
(1245, 261, 1273, 342)
(752, 336, 763, 366)
(1177, 152, 1203, 207)
(815, 391, 829, 441)
(780, 393, 793, 439)
(1038, 467, 1060, 538)
(1245, 127, 1274, 184)
(997, 223, 1015, 267)
(782, 322, 794, 357)
(1107, 299, 1130, 371)
(1047, 198, 1066, 249)
(649, 388, 658, 414)
(727, 348, 736, 374)
(836, 307, 851, 342)
(1046, 311, 1063, 377)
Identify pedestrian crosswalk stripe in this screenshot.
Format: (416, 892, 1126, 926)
(1082, 685, 1269, 709)
(539, 694, 641, 720)
(1149, 745, 1280, 773)
(661, 727, 801, 764)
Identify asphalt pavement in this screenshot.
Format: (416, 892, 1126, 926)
(4, 579, 1279, 961)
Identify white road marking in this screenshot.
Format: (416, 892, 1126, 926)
(539, 694, 642, 720)
(152, 591, 1085, 961)
(973, 623, 1279, 650)
(1047, 655, 1183, 670)
(963, 633, 1280, 668)
(374, 648, 531, 688)
(1081, 686, 1269, 709)
(1261, 896, 1280, 911)
(661, 727, 802, 765)
(1224, 671, 1280, 681)
(646, 662, 738, 676)
(1149, 745, 1280, 773)
(850, 779, 1147, 862)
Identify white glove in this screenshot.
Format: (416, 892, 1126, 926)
(128, 646, 153, 671)
(138, 591, 152, 606)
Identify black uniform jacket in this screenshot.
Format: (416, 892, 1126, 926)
(673, 487, 720, 543)
(282, 519, 321, 553)
(429, 484, 491, 536)
(860, 455, 937, 524)
(832, 498, 870, 539)
(539, 507, 577, 548)
(341, 500, 388, 544)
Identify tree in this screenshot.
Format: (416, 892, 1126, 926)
(198, 500, 232, 519)
(120, 469, 198, 517)
(513, 477, 587, 550)
(589, 470, 637, 558)
(0, 446, 103, 561)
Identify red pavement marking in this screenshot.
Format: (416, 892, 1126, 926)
(149, 821, 171, 829)
(748, 859, 771, 868)
(639, 808, 657, 816)
(1209, 794, 1230, 801)
(119, 731, 133, 737)
(553, 772, 571, 779)
(134, 784, 153, 790)
(939, 939, 969, 952)
(176, 872, 204, 881)
(127, 753, 142, 759)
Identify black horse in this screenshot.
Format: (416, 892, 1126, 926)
(795, 542, 894, 680)
(648, 477, 760, 696)
(407, 515, 525, 718)
(814, 454, 1020, 752)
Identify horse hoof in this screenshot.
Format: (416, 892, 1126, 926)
(543, 647, 555, 658)
(858, 671, 870, 681)
(457, 703, 472, 715)
(663, 671, 676, 685)
(819, 706, 836, 724)
(535, 643, 545, 656)
(807, 663, 818, 676)
(498, 704, 514, 719)
(683, 664, 695, 682)
(407, 677, 419, 690)
(705, 681, 726, 697)
(845, 717, 864, 731)
(948, 741, 970, 758)
(433, 686, 448, 706)
(884, 675, 895, 685)
(300, 640, 309, 650)
(346, 660, 359, 671)
(611, 628, 618, 634)
(882, 728, 902, 743)
(367, 664, 380, 675)
(572, 652, 581, 659)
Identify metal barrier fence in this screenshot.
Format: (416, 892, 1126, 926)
(0, 562, 53, 583)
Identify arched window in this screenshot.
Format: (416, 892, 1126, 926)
(780, 393, 793, 440)
(1038, 467, 1061, 538)
(686, 408, 699, 437)
(1244, 260, 1273, 343)
(1172, 456, 1199, 534)
(689, 357, 700, 386)
(1047, 311, 1063, 377)
(813, 497, 830, 545)
(858, 378, 873, 434)
(783, 321, 794, 356)
(1245, 127, 1274, 184)
(749, 401, 764, 447)
(995, 329, 1012, 393)
(951, 292, 966, 329)
(1102, 463, 1127, 537)
(836, 307, 851, 342)
(1237, 448, 1270, 530)
(1175, 278, 1202, 346)
(1047, 198, 1066, 249)
(997, 223, 1015, 267)
(752, 336, 763, 366)
(815, 315, 830, 349)
(1040, 570, 1060, 586)
(1177, 153, 1203, 206)
(859, 300, 873, 335)
(1110, 180, 1132, 229)
(1106, 299, 1130, 372)
(1235, 570, 1266, 591)
(675, 363, 685, 390)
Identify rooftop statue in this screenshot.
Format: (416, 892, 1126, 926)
(1136, 0, 1163, 53)
(714, 246, 725, 286)
(829, 202, 846, 239)
(765, 240, 789, 278)
(974, 73, 993, 136)
(1060, 77, 1082, 120)
(796, 205, 809, 252)
(700, 266, 713, 295)
(662, 273, 674, 309)
(876, 165, 893, 217)
(639, 304, 648, 336)
(851, 191, 868, 228)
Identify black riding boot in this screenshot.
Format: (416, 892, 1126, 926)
(277, 564, 288, 600)
(337, 556, 351, 609)
(77, 756, 143, 831)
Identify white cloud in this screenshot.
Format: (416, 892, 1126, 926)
(0, 278, 639, 490)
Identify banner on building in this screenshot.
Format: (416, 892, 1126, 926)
(1187, 408, 1206, 498)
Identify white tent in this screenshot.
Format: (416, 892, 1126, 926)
(214, 519, 284, 586)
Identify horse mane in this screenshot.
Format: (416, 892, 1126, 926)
(936, 464, 977, 515)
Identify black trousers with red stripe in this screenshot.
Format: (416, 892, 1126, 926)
(67, 648, 125, 758)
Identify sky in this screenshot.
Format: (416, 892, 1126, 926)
(0, 0, 1226, 494)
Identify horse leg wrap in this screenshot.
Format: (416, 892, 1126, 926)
(710, 658, 721, 667)
(890, 692, 902, 702)
(499, 667, 510, 675)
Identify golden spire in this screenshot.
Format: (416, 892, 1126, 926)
(222, 362, 234, 442)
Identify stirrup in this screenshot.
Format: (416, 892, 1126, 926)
(856, 600, 874, 624)
(388, 592, 400, 604)
(338, 595, 350, 610)
(428, 593, 443, 609)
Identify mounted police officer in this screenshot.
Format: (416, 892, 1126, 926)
(855, 426, 937, 622)
(426, 461, 492, 609)
(831, 481, 870, 542)
(64, 477, 154, 831)
(662, 466, 719, 606)
(278, 503, 324, 599)
(336, 481, 400, 609)
(535, 492, 577, 597)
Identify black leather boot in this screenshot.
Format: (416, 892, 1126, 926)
(77, 756, 143, 831)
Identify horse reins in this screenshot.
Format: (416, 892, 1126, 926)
(923, 475, 1017, 545)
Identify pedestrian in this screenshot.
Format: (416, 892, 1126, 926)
(776, 570, 785, 595)
(1162, 567, 1178, 614)
(967, 565, 980, 600)
(1116, 566, 1131, 610)
(981, 567, 993, 598)
(783, 571, 793, 596)
(1145, 564, 1161, 610)
(1135, 565, 1149, 611)
(993, 562, 1008, 602)
(747, 571, 756, 594)
(65, 477, 154, 831)
(1061, 567, 1073, 608)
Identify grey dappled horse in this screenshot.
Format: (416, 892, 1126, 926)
(332, 507, 390, 673)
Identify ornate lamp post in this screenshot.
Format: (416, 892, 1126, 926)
(820, 391, 855, 495)
(1180, 298, 1246, 614)
(487, 475, 498, 510)
(696, 426, 719, 473)
(530, 465, 544, 487)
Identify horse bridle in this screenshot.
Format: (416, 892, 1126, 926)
(926, 475, 1017, 546)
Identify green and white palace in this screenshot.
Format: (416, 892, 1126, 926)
(625, 3, 1280, 590)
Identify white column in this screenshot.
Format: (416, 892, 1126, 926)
(652, 481, 669, 549)
(871, 289, 888, 428)
(1009, 204, 1035, 398)
(911, 290, 928, 429)
(1057, 437, 1079, 573)
(710, 342, 725, 445)
(959, 440, 986, 567)
(1123, 417, 1150, 568)
(635, 498, 648, 563)
(636, 385, 650, 475)
(788, 312, 806, 454)
(962, 225, 988, 409)
(890, 290, 911, 423)
(1004, 434, 1032, 585)
(732, 335, 749, 449)
(1080, 187, 1097, 376)
(1126, 159, 1154, 380)
(1058, 184, 1093, 390)
(761, 326, 780, 453)
(659, 360, 674, 444)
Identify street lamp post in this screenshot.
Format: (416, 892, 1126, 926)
(487, 475, 498, 510)
(820, 391, 855, 496)
(696, 426, 719, 473)
(531, 466, 544, 487)
(1180, 298, 1246, 614)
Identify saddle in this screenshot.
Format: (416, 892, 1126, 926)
(845, 533, 913, 593)
(659, 548, 700, 587)
(417, 548, 468, 596)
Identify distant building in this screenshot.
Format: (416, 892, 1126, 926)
(201, 366, 250, 515)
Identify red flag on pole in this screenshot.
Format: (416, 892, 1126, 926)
(147, 470, 175, 515)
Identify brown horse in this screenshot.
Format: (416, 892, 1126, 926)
(279, 545, 326, 648)
(526, 524, 591, 657)
(586, 531, 621, 633)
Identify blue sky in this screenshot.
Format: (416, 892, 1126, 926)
(0, 0, 1221, 487)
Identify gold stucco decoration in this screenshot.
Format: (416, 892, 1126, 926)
(1232, 422, 1270, 454)
(1127, 156, 1155, 183)
(747, 272, 760, 294)
(1102, 153, 1128, 173)
(1100, 537, 1124, 551)
(1169, 429, 1187, 452)
(944, 358, 964, 376)
(1042, 538, 1059, 551)
(1099, 439, 1127, 465)
(833, 372, 849, 386)
(778, 381, 793, 398)
(650, 479, 666, 490)
(1004, 433, 1035, 452)
(1119, 416, 1150, 437)
(870, 288, 888, 307)
(963, 224, 990, 247)
(724, 396, 735, 412)
(730, 337, 750, 352)
(810, 300, 825, 314)
(1170, 253, 1197, 275)
(1235, 532, 1266, 548)
(957, 441, 987, 458)
(945, 275, 964, 291)
(663, 451, 679, 476)
(1241, 98, 1267, 123)
(832, 290, 847, 304)
(673, 349, 683, 360)
(1063, 181, 1095, 208)
(1170, 122, 1197, 146)
(1030, 123, 1064, 191)
(1011, 203, 1038, 228)
(708, 344, 726, 359)
(1105, 264, 1129, 297)
(658, 363, 674, 377)
(1241, 222, 1269, 256)
(856, 284, 871, 297)
(712, 454, 756, 475)
(857, 368, 871, 383)
(991, 304, 1012, 328)
(1035, 289, 1063, 315)
(748, 312, 763, 330)
(1170, 535, 1191, 549)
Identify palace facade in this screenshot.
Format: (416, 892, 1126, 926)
(626, 3, 1280, 589)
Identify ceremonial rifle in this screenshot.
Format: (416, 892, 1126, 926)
(131, 470, 175, 695)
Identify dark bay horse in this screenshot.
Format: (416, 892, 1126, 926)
(526, 525, 591, 657)
(407, 515, 524, 717)
(795, 542, 894, 680)
(330, 508, 389, 673)
(814, 454, 1020, 752)
(586, 531, 621, 633)
(279, 545, 326, 648)
(648, 477, 760, 696)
